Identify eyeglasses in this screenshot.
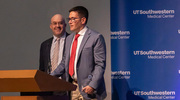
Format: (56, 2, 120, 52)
(66, 17, 81, 22)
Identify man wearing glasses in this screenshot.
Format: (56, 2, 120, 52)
(52, 6, 107, 100)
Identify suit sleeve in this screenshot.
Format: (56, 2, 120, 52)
(88, 34, 106, 90)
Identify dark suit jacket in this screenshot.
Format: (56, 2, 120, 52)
(51, 28, 107, 99)
(39, 33, 69, 74)
(39, 37, 52, 73)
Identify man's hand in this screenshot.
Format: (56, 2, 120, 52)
(82, 85, 95, 94)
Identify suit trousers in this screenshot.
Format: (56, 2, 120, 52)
(71, 81, 97, 100)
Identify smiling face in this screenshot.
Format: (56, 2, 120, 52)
(68, 11, 86, 34)
(50, 14, 66, 38)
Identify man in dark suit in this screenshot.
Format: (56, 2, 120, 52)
(40, 14, 68, 74)
(51, 6, 107, 100)
(39, 14, 68, 96)
(21, 14, 68, 96)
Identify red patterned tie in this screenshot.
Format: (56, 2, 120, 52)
(69, 34, 80, 77)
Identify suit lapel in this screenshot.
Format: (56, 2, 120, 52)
(47, 38, 53, 63)
(77, 29, 91, 60)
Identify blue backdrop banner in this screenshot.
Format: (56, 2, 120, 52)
(111, 0, 180, 100)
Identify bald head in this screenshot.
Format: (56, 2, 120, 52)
(50, 14, 66, 38)
(51, 14, 65, 23)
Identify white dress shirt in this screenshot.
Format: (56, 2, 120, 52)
(70, 26, 88, 80)
(51, 32, 66, 69)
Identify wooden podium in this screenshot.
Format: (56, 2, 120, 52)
(0, 70, 76, 100)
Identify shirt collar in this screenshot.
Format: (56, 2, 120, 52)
(77, 26, 88, 36)
(53, 32, 66, 43)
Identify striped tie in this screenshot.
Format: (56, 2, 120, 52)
(51, 38, 60, 72)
